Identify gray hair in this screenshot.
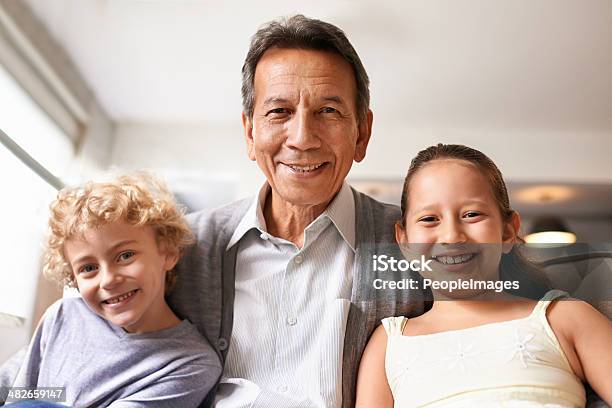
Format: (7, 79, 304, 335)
(241, 14, 370, 122)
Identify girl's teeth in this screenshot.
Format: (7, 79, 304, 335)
(434, 254, 475, 265)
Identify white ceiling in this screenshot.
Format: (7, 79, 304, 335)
(25, 0, 612, 132)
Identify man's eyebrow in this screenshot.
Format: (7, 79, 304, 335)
(262, 97, 291, 107)
(321, 96, 345, 104)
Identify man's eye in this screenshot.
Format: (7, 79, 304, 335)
(117, 251, 135, 262)
(78, 264, 98, 274)
(321, 107, 338, 114)
(266, 108, 289, 116)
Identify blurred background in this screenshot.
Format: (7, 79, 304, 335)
(1, 0, 611, 362)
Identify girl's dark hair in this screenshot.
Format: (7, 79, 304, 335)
(400, 143, 550, 299)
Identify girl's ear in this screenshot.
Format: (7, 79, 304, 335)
(395, 221, 407, 249)
(502, 211, 521, 253)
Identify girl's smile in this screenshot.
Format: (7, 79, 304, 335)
(396, 158, 519, 299)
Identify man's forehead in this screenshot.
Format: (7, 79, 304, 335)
(253, 48, 356, 104)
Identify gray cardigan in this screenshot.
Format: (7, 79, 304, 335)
(168, 188, 427, 407)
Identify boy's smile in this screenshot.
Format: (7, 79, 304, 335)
(64, 221, 179, 333)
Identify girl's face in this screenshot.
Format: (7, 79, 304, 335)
(395, 158, 520, 299)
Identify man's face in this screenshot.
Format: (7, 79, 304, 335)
(244, 48, 373, 208)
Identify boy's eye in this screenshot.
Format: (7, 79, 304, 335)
(78, 264, 98, 274)
(117, 251, 135, 262)
(418, 216, 438, 223)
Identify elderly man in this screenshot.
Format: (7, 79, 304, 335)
(168, 15, 426, 408)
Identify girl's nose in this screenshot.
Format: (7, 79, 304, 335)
(440, 220, 467, 244)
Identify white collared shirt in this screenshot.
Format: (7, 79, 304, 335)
(215, 182, 356, 408)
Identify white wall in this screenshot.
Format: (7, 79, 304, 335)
(110, 121, 612, 201)
(110, 121, 265, 200)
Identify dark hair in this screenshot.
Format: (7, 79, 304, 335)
(400, 143, 550, 299)
(241, 14, 370, 122)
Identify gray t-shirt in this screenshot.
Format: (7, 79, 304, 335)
(0, 298, 221, 407)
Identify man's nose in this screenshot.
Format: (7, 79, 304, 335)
(99, 266, 123, 289)
(440, 220, 467, 245)
(285, 110, 321, 151)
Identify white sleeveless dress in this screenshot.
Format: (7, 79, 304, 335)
(382, 290, 586, 407)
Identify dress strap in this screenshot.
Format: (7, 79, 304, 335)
(381, 316, 408, 336)
(530, 289, 570, 316)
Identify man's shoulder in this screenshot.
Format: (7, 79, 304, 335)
(352, 188, 401, 222)
(185, 198, 251, 238)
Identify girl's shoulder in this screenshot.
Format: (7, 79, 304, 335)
(545, 295, 610, 381)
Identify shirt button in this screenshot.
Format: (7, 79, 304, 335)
(278, 385, 288, 393)
(287, 316, 297, 326)
(218, 337, 228, 350)
(294, 255, 303, 264)
(260, 232, 269, 240)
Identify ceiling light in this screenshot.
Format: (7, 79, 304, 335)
(524, 216, 576, 245)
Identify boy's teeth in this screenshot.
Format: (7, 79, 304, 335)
(433, 254, 475, 265)
(105, 290, 136, 304)
(288, 163, 323, 172)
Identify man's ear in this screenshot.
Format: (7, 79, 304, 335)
(354, 110, 373, 163)
(502, 211, 521, 253)
(242, 112, 256, 161)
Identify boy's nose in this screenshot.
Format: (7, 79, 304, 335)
(99, 267, 123, 289)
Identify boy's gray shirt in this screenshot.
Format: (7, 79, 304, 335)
(0, 297, 222, 407)
(167, 188, 427, 408)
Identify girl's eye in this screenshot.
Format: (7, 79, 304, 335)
(78, 264, 98, 274)
(463, 211, 482, 219)
(117, 251, 135, 262)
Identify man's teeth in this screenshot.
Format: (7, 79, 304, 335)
(104, 290, 137, 304)
(432, 254, 475, 265)
(288, 163, 324, 172)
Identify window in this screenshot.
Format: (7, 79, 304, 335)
(0, 63, 74, 360)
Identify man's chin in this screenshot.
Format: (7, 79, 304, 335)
(273, 187, 337, 208)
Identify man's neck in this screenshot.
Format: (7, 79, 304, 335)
(263, 190, 336, 248)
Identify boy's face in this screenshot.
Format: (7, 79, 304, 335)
(64, 222, 178, 333)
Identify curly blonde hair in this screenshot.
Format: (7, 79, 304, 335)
(43, 172, 194, 291)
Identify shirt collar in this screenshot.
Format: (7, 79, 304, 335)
(226, 182, 355, 251)
(319, 182, 355, 251)
(226, 184, 269, 251)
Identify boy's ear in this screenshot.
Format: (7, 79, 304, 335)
(163, 249, 180, 271)
(159, 241, 180, 271)
(502, 211, 521, 253)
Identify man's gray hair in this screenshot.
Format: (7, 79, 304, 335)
(241, 14, 370, 122)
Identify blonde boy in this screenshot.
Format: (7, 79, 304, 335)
(0, 173, 221, 407)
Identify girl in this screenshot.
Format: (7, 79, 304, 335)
(356, 144, 612, 407)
